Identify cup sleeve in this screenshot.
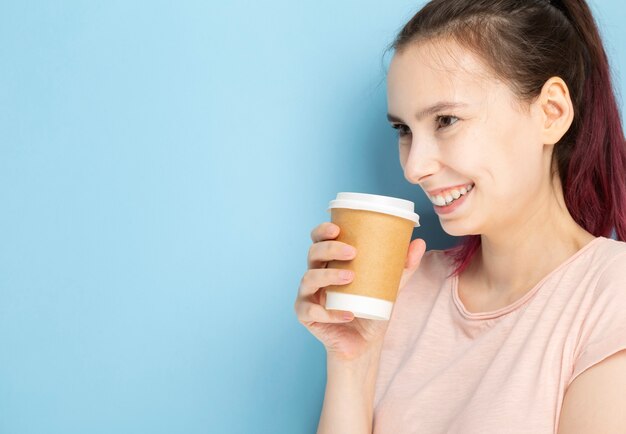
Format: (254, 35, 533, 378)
(568, 252, 626, 387)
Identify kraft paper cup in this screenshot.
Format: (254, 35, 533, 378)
(324, 192, 420, 320)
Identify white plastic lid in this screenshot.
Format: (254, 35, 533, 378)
(327, 192, 420, 227)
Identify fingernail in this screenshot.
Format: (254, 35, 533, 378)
(343, 312, 354, 321)
(340, 270, 353, 279)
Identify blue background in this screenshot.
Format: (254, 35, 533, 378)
(0, 1, 623, 433)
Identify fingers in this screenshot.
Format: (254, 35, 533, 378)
(310, 222, 340, 243)
(298, 267, 354, 298)
(405, 238, 427, 270)
(309, 223, 355, 269)
(295, 298, 354, 324)
(307, 239, 357, 270)
(398, 238, 427, 290)
(296, 222, 357, 324)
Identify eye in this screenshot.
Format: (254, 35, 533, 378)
(390, 123, 411, 137)
(435, 115, 459, 130)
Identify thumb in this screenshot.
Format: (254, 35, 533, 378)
(398, 238, 427, 290)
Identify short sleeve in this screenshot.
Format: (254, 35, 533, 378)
(569, 252, 626, 387)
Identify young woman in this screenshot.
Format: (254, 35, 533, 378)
(294, 0, 626, 432)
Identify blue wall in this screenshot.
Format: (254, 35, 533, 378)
(0, 1, 624, 433)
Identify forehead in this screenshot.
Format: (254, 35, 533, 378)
(387, 39, 499, 108)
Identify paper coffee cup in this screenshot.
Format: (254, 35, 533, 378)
(324, 192, 420, 320)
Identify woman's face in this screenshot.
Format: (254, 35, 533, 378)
(386, 39, 549, 237)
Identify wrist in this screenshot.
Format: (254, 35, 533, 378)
(327, 341, 384, 377)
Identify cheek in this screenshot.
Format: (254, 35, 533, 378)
(481, 129, 544, 205)
(445, 126, 487, 178)
(504, 125, 544, 186)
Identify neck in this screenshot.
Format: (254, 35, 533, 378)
(469, 174, 595, 296)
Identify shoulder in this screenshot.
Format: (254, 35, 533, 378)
(564, 237, 626, 296)
(593, 238, 626, 291)
(597, 237, 626, 269)
(401, 248, 453, 296)
(420, 248, 454, 278)
(559, 236, 626, 434)
(558, 348, 626, 434)
(568, 238, 626, 387)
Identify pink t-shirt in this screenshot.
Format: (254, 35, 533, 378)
(373, 236, 626, 434)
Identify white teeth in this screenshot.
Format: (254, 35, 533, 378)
(429, 183, 474, 206)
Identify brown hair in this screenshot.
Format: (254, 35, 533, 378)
(384, 0, 626, 277)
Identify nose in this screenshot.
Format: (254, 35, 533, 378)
(403, 137, 441, 184)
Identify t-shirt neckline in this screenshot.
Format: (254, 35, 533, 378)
(451, 236, 606, 320)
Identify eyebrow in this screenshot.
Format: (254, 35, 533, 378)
(387, 101, 468, 123)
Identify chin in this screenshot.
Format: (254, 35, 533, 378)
(440, 221, 479, 237)
(443, 228, 469, 237)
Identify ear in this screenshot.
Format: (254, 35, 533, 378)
(535, 77, 574, 145)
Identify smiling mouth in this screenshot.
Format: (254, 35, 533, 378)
(428, 183, 475, 206)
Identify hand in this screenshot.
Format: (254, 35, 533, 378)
(294, 221, 427, 361)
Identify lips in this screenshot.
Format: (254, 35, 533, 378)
(433, 185, 472, 214)
(426, 182, 474, 197)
